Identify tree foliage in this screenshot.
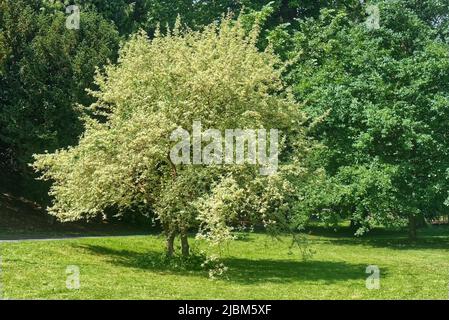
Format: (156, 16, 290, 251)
(33, 17, 315, 258)
(0, 0, 120, 178)
(281, 1, 449, 236)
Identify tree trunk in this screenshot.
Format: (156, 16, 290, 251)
(180, 231, 190, 257)
(416, 215, 427, 228)
(408, 215, 417, 240)
(349, 219, 359, 232)
(166, 231, 176, 257)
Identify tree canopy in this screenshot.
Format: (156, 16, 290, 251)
(33, 17, 315, 259)
(0, 0, 120, 177)
(280, 0, 449, 237)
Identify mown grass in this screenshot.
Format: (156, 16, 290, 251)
(1, 226, 449, 299)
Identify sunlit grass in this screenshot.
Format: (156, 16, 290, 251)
(1, 226, 449, 299)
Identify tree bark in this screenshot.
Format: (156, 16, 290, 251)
(166, 231, 176, 257)
(349, 219, 359, 232)
(180, 231, 190, 257)
(416, 215, 427, 228)
(408, 215, 417, 240)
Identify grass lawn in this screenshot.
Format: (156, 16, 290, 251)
(1, 226, 449, 300)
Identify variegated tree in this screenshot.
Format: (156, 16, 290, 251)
(33, 16, 315, 258)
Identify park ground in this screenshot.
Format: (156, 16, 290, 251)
(1, 192, 449, 300)
(1, 226, 449, 300)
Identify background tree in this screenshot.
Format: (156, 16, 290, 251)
(0, 0, 120, 199)
(281, 1, 449, 238)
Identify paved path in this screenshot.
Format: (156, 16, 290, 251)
(0, 234, 150, 243)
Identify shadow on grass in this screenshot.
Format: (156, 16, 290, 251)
(305, 225, 409, 238)
(304, 225, 449, 251)
(75, 244, 369, 284)
(306, 224, 449, 237)
(225, 258, 369, 284)
(324, 236, 449, 251)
